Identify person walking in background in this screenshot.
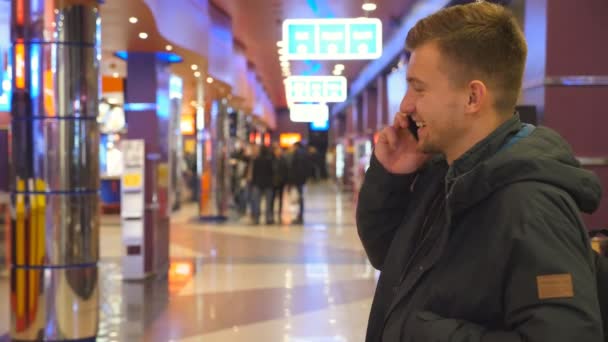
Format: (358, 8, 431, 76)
(307, 145, 320, 182)
(250, 145, 274, 225)
(231, 144, 252, 216)
(288, 142, 312, 225)
(271, 145, 288, 224)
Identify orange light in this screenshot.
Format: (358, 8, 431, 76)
(15, 43, 25, 89)
(263, 133, 271, 147)
(168, 261, 194, 294)
(101, 76, 124, 93)
(249, 132, 255, 143)
(43, 71, 55, 116)
(16, 0, 24, 25)
(170, 262, 193, 277)
(279, 133, 301, 148)
(180, 113, 195, 135)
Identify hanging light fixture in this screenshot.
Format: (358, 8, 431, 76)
(362, 1, 377, 12)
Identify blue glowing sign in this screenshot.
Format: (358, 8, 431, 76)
(284, 76, 347, 103)
(0, 48, 10, 112)
(283, 18, 382, 60)
(310, 119, 329, 131)
(124, 103, 157, 112)
(115, 51, 183, 64)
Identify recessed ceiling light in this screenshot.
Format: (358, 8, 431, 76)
(278, 48, 286, 55)
(207, 77, 214, 84)
(279, 56, 288, 62)
(129, 17, 138, 24)
(362, 3, 377, 11)
(194, 71, 201, 77)
(112, 72, 119, 78)
(138, 32, 148, 39)
(335, 64, 345, 71)
(280, 61, 290, 67)
(191, 64, 198, 71)
(277, 41, 285, 48)
(165, 45, 173, 51)
(332, 69, 341, 76)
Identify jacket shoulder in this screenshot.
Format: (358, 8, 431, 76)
(481, 181, 588, 249)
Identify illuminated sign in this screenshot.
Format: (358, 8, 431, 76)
(283, 18, 382, 60)
(310, 119, 329, 131)
(289, 103, 329, 123)
(284, 76, 347, 103)
(169, 75, 183, 99)
(263, 133, 271, 147)
(279, 133, 302, 148)
(15, 43, 25, 89)
(0, 47, 11, 112)
(180, 112, 195, 135)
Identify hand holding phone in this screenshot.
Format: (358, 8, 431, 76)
(407, 114, 419, 141)
(373, 112, 429, 174)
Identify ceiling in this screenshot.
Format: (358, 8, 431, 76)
(98, 0, 416, 115)
(212, 0, 416, 108)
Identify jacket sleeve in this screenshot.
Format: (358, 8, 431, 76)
(407, 195, 604, 341)
(356, 153, 418, 270)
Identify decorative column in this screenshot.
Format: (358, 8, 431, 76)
(10, 0, 101, 340)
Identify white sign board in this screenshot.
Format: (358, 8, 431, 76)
(284, 76, 347, 103)
(121, 139, 146, 280)
(289, 103, 329, 123)
(283, 18, 382, 60)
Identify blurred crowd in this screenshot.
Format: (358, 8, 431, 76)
(230, 141, 318, 225)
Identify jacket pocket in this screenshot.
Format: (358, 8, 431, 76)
(403, 311, 462, 342)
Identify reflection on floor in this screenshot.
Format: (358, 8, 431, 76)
(0, 182, 378, 341)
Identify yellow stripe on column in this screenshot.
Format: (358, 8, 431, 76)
(15, 179, 25, 318)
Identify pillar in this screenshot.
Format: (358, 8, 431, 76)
(10, 0, 100, 340)
(522, 0, 608, 228)
(123, 52, 173, 279)
(376, 75, 388, 130)
(363, 86, 378, 136)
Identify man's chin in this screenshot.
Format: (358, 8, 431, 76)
(418, 141, 440, 155)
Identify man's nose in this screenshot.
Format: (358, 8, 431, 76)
(400, 92, 415, 113)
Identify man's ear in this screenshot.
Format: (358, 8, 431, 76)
(465, 80, 487, 114)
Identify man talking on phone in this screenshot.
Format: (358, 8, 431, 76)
(356, 2, 604, 341)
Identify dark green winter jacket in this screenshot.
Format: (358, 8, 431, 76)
(357, 115, 604, 341)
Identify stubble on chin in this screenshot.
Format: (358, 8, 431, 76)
(418, 139, 441, 155)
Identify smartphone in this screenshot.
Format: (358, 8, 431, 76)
(407, 115, 419, 141)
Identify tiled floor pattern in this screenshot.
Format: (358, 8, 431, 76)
(0, 182, 377, 341)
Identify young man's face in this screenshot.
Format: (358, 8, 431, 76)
(400, 42, 470, 155)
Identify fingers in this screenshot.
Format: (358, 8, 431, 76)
(393, 111, 410, 130)
(379, 126, 399, 150)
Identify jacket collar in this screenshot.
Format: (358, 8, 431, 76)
(445, 115, 522, 190)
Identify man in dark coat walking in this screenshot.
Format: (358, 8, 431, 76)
(271, 145, 289, 223)
(250, 145, 274, 225)
(356, 2, 604, 341)
(288, 142, 312, 224)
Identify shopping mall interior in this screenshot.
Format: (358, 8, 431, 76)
(0, 0, 607, 340)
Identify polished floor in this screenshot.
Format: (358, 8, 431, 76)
(0, 182, 378, 341)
